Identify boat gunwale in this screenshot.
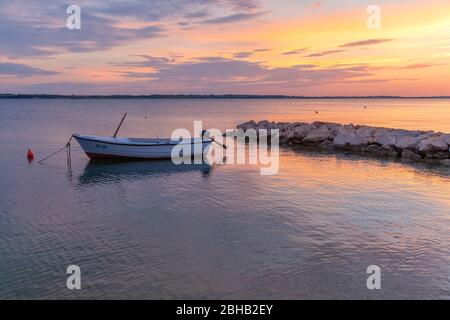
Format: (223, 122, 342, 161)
(73, 135, 212, 147)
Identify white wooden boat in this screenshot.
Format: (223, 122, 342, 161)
(72, 134, 212, 160)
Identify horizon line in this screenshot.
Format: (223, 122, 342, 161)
(1, 93, 450, 99)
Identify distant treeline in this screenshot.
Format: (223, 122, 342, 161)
(1, 94, 449, 99)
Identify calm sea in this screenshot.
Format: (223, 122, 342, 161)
(0, 98, 449, 299)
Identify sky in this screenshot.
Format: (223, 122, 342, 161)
(0, 0, 449, 96)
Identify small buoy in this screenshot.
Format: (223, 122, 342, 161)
(315, 110, 319, 114)
(27, 148, 34, 161)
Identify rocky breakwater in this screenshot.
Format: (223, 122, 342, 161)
(236, 120, 450, 164)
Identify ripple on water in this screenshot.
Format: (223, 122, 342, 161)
(1, 98, 449, 299)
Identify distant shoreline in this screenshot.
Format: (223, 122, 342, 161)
(1, 94, 449, 99)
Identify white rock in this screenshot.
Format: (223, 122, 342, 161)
(394, 132, 434, 149)
(282, 129, 294, 140)
(237, 120, 257, 131)
(292, 124, 315, 140)
(372, 128, 395, 146)
(275, 122, 290, 131)
(444, 134, 450, 145)
(256, 120, 270, 128)
(416, 134, 450, 153)
(333, 125, 368, 146)
(236, 120, 450, 164)
(355, 126, 376, 138)
(320, 122, 341, 130)
(401, 149, 422, 160)
(303, 128, 332, 144)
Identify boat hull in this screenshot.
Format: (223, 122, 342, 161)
(73, 134, 212, 160)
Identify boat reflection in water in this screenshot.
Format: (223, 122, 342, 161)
(77, 159, 213, 186)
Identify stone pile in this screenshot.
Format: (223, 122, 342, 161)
(236, 120, 450, 163)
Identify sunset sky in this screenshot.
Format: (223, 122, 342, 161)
(0, 0, 449, 96)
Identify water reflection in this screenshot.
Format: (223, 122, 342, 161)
(1, 98, 450, 299)
(78, 159, 212, 186)
(288, 145, 450, 178)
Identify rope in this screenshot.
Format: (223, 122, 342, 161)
(38, 136, 73, 164)
(211, 137, 228, 149)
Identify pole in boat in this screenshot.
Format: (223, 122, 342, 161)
(113, 112, 127, 138)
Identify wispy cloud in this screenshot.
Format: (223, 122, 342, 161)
(1, 0, 449, 96)
(184, 11, 210, 19)
(0, 62, 57, 77)
(282, 48, 309, 55)
(400, 63, 443, 69)
(306, 49, 345, 57)
(119, 56, 374, 90)
(201, 12, 266, 24)
(95, 0, 261, 21)
(233, 51, 254, 58)
(339, 39, 394, 48)
(0, 12, 164, 58)
(0, 0, 262, 58)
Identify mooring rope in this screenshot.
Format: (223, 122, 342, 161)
(38, 135, 73, 164)
(211, 137, 228, 149)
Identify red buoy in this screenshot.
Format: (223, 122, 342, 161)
(27, 148, 34, 160)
